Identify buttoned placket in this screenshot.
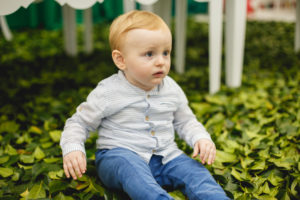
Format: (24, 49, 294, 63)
(145, 93, 158, 154)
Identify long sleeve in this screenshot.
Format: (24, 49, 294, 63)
(173, 86, 212, 148)
(60, 85, 107, 156)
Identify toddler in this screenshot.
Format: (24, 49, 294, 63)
(60, 10, 229, 200)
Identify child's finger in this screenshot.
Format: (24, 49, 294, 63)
(66, 161, 77, 180)
(71, 159, 82, 178)
(207, 147, 216, 165)
(199, 143, 207, 164)
(192, 143, 200, 158)
(77, 154, 87, 174)
(63, 162, 71, 178)
(202, 145, 211, 164)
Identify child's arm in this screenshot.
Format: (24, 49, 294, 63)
(171, 80, 215, 165)
(174, 105, 216, 165)
(63, 151, 86, 180)
(60, 85, 106, 179)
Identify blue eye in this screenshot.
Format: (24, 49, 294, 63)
(146, 51, 153, 57)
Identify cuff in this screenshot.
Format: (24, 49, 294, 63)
(62, 143, 86, 157)
(191, 133, 212, 147)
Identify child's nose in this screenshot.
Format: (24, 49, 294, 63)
(155, 55, 165, 66)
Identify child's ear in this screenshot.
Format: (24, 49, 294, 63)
(112, 50, 126, 70)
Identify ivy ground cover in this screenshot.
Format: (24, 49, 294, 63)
(0, 19, 299, 199)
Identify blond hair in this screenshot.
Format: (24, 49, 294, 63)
(109, 10, 170, 51)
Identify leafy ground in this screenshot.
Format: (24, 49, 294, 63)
(0, 19, 299, 200)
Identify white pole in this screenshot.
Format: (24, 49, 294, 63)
(0, 16, 13, 41)
(84, 8, 93, 54)
(295, 0, 300, 52)
(225, 0, 247, 88)
(153, 0, 172, 28)
(140, 4, 154, 12)
(63, 5, 77, 56)
(209, 0, 223, 94)
(175, 0, 187, 74)
(123, 0, 136, 12)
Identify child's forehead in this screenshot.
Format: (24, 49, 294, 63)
(125, 27, 171, 38)
(123, 28, 172, 48)
(126, 28, 171, 39)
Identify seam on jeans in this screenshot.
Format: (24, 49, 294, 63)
(166, 174, 200, 200)
(114, 156, 171, 199)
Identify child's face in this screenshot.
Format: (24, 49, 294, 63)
(120, 28, 172, 91)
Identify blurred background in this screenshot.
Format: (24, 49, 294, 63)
(2, 0, 297, 29)
(0, 0, 299, 200)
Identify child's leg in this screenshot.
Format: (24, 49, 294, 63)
(95, 148, 174, 200)
(158, 154, 230, 200)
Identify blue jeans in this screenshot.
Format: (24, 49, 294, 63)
(95, 148, 229, 200)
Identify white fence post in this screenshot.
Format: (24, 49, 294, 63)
(84, 8, 93, 54)
(63, 5, 77, 56)
(0, 16, 13, 41)
(295, 0, 300, 52)
(209, 0, 223, 94)
(175, 0, 187, 74)
(225, 0, 247, 88)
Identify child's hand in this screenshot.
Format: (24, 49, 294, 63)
(192, 139, 216, 165)
(63, 151, 87, 180)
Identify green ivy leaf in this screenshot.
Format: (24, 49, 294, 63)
(20, 188, 29, 199)
(280, 192, 291, 200)
(290, 179, 298, 196)
(41, 142, 54, 148)
(231, 167, 251, 181)
(231, 168, 242, 181)
(205, 95, 227, 105)
(11, 171, 20, 181)
(169, 190, 186, 200)
(0, 121, 19, 133)
(216, 150, 237, 163)
(5, 144, 18, 155)
(44, 157, 61, 163)
(0, 155, 10, 164)
(49, 180, 69, 194)
(267, 171, 284, 186)
(83, 178, 104, 195)
(269, 158, 293, 170)
(33, 146, 45, 160)
(28, 126, 43, 135)
(27, 182, 46, 199)
(0, 167, 14, 177)
(18, 163, 33, 170)
(48, 170, 64, 180)
(50, 130, 62, 142)
(241, 157, 255, 169)
(54, 192, 74, 200)
(20, 154, 35, 164)
(251, 160, 266, 170)
(205, 113, 225, 129)
(190, 102, 221, 116)
(262, 182, 271, 194)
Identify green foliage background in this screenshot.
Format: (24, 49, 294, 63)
(0, 19, 299, 200)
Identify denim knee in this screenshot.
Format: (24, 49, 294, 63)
(161, 154, 230, 200)
(95, 148, 174, 200)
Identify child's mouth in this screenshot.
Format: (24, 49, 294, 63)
(153, 71, 164, 77)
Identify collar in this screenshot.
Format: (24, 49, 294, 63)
(117, 70, 163, 96)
